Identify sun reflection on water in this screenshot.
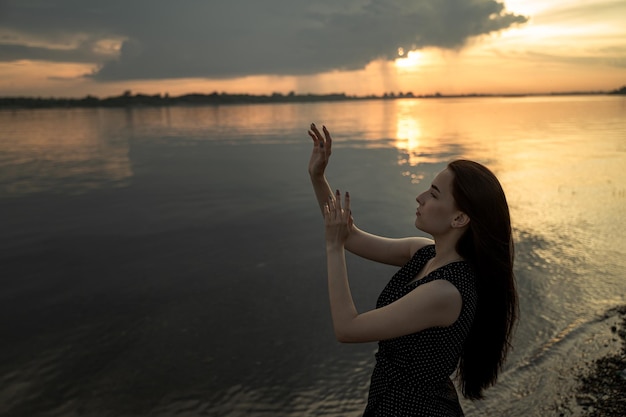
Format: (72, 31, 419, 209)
(395, 100, 423, 167)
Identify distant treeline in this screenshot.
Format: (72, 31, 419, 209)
(0, 91, 442, 109)
(1, 86, 624, 109)
(610, 85, 626, 95)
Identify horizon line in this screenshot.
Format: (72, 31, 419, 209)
(1, 86, 624, 109)
(2, 86, 625, 100)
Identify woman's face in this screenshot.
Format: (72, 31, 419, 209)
(415, 168, 462, 236)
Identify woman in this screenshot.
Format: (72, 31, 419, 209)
(307, 123, 518, 416)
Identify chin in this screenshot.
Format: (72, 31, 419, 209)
(415, 221, 433, 235)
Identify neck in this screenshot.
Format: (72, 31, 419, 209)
(432, 231, 464, 263)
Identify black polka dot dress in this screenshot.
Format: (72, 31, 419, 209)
(363, 245, 477, 417)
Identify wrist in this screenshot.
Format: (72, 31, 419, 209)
(326, 243, 345, 253)
(309, 172, 326, 182)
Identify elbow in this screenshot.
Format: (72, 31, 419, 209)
(333, 327, 359, 343)
(331, 312, 362, 343)
(335, 334, 354, 344)
(335, 332, 350, 343)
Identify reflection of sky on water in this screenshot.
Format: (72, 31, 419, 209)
(1, 97, 624, 416)
(0, 109, 133, 196)
(387, 96, 625, 240)
(388, 96, 626, 312)
(2, 98, 623, 305)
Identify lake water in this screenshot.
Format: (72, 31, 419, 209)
(1, 96, 625, 416)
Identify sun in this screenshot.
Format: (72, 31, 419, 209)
(395, 49, 424, 69)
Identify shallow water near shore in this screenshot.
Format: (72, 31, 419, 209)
(1, 96, 625, 416)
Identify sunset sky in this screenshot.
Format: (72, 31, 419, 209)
(0, 0, 624, 98)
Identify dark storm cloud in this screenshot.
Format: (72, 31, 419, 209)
(0, 0, 528, 81)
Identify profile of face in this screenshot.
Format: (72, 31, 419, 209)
(415, 168, 469, 236)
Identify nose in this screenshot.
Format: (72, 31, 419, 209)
(416, 189, 431, 206)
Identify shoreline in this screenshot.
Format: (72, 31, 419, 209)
(462, 304, 626, 417)
(573, 305, 626, 416)
(0, 89, 624, 110)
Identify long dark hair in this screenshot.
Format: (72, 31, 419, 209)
(447, 160, 518, 400)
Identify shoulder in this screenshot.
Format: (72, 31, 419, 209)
(410, 242, 436, 260)
(440, 262, 477, 300)
(409, 278, 463, 328)
(411, 238, 435, 255)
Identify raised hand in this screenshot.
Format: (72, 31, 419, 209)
(307, 123, 332, 178)
(324, 190, 353, 249)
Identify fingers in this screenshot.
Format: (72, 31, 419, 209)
(323, 193, 340, 220)
(325, 191, 350, 219)
(308, 123, 332, 152)
(323, 195, 335, 217)
(324, 191, 353, 246)
(322, 125, 332, 151)
(308, 123, 320, 144)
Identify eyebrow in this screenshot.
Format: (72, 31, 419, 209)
(431, 184, 441, 193)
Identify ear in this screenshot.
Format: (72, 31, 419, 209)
(451, 212, 470, 228)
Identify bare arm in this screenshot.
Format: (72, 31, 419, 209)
(346, 227, 432, 266)
(308, 123, 431, 266)
(324, 193, 462, 343)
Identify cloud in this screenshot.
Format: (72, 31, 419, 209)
(0, 38, 119, 63)
(0, 0, 528, 81)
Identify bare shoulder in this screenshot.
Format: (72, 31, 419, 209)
(408, 278, 462, 326)
(408, 237, 435, 257)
